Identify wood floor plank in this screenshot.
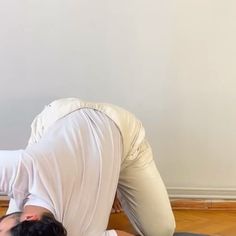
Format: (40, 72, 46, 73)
(174, 210, 236, 236)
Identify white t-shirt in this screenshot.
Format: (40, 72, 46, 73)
(1, 109, 122, 236)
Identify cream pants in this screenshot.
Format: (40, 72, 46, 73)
(118, 139, 175, 236)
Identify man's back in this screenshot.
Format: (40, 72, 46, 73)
(21, 109, 122, 236)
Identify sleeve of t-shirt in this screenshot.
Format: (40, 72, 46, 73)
(6, 198, 21, 214)
(102, 230, 118, 236)
(0, 150, 22, 196)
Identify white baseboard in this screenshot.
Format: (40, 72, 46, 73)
(167, 187, 236, 199)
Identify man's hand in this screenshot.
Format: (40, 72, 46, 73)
(112, 192, 122, 213)
(115, 230, 135, 236)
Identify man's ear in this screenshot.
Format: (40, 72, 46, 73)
(23, 214, 40, 221)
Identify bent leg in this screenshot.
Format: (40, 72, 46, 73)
(118, 140, 175, 236)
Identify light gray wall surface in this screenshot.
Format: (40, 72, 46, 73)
(0, 0, 236, 198)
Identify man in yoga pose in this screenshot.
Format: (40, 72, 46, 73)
(0, 98, 175, 236)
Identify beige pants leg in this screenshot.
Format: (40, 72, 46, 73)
(118, 140, 175, 236)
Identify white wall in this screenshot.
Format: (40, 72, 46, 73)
(0, 0, 236, 198)
(162, 0, 236, 198)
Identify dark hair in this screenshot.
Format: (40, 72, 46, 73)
(10, 214, 67, 236)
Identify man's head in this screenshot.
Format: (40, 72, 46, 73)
(0, 212, 67, 236)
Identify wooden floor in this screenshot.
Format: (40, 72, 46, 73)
(173, 210, 236, 236)
(1, 203, 236, 235)
(108, 210, 236, 236)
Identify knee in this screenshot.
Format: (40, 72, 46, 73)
(143, 218, 176, 236)
(158, 220, 176, 236)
